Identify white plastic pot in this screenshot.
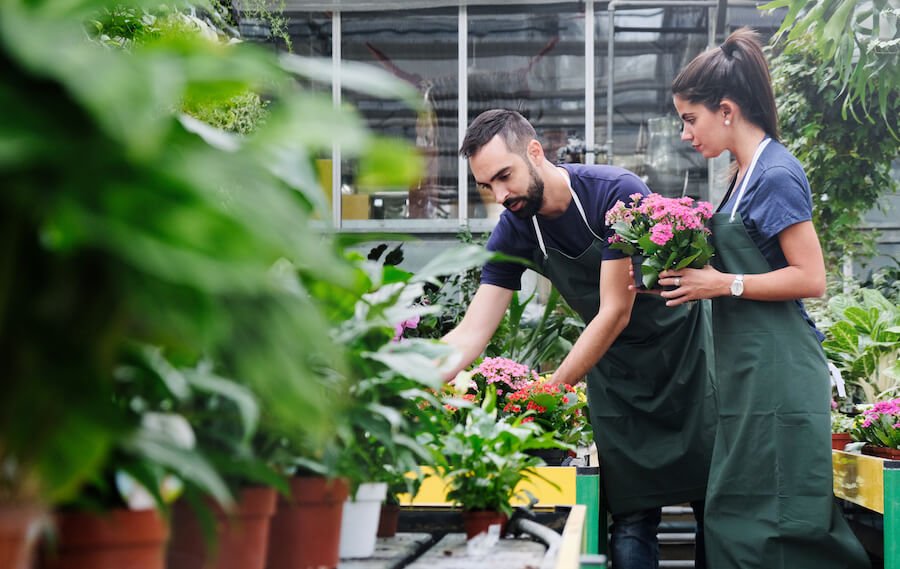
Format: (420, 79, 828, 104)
(338, 482, 388, 559)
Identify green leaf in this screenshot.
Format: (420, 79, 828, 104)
(824, 321, 861, 355)
(411, 245, 495, 285)
(184, 370, 260, 444)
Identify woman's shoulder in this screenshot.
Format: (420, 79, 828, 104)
(758, 140, 806, 179)
(754, 141, 810, 192)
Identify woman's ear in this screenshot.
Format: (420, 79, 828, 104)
(719, 99, 737, 124)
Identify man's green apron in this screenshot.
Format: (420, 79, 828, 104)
(530, 184, 715, 515)
(704, 138, 869, 568)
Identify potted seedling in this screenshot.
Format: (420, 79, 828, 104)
(431, 387, 566, 539)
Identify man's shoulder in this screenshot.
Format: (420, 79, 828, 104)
(562, 163, 644, 185)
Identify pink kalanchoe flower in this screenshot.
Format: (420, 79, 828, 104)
(392, 314, 421, 342)
(650, 223, 674, 245)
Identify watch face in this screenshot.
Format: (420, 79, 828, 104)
(731, 278, 744, 296)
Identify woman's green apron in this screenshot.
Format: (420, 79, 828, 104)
(530, 180, 715, 515)
(704, 138, 869, 568)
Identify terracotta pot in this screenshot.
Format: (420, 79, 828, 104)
(41, 508, 168, 569)
(861, 444, 900, 460)
(377, 503, 400, 538)
(266, 476, 348, 569)
(0, 504, 44, 569)
(168, 486, 277, 569)
(461, 510, 508, 540)
(831, 432, 853, 451)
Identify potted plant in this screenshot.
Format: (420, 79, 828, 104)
(161, 359, 291, 569)
(606, 193, 715, 290)
(321, 247, 489, 558)
(830, 401, 856, 451)
(2, 0, 428, 567)
(466, 356, 540, 404)
(501, 377, 591, 464)
(430, 387, 566, 539)
(850, 398, 900, 460)
(37, 345, 240, 569)
(263, 441, 349, 569)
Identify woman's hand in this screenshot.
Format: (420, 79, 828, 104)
(658, 265, 729, 306)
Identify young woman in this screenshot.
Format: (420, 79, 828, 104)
(658, 28, 870, 569)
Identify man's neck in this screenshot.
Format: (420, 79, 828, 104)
(537, 165, 573, 218)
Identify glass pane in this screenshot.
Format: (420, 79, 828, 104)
(468, 3, 586, 220)
(595, 7, 709, 200)
(341, 8, 459, 221)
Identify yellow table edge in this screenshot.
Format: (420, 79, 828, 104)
(399, 466, 579, 507)
(832, 450, 885, 514)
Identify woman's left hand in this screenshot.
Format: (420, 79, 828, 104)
(658, 265, 727, 306)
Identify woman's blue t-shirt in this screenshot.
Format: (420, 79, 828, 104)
(481, 164, 649, 290)
(719, 140, 825, 341)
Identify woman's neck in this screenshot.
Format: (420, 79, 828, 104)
(731, 124, 769, 173)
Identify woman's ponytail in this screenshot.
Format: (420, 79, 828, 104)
(673, 27, 779, 141)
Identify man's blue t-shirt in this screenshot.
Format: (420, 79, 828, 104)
(719, 140, 825, 341)
(481, 164, 650, 290)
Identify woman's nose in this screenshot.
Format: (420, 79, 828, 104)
(680, 128, 692, 141)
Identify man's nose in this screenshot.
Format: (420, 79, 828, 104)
(493, 186, 509, 204)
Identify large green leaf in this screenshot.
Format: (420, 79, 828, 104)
(411, 245, 496, 285)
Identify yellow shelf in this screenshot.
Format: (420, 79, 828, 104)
(399, 466, 578, 507)
(833, 450, 886, 513)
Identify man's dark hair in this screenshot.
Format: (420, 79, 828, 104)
(459, 109, 537, 158)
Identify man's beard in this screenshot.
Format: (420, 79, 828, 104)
(503, 165, 544, 220)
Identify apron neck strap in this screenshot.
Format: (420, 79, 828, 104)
(532, 167, 602, 257)
(730, 137, 772, 222)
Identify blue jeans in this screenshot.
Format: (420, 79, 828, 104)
(609, 501, 705, 569)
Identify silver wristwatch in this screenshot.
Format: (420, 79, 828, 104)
(730, 274, 745, 297)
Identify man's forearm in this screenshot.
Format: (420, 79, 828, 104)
(442, 328, 489, 379)
(551, 306, 630, 386)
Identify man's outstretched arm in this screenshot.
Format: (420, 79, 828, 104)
(442, 284, 513, 379)
(551, 257, 634, 386)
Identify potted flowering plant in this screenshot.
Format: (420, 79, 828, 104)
(466, 357, 540, 404)
(428, 386, 565, 539)
(850, 398, 900, 459)
(606, 193, 715, 290)
(502, 377, 590, 450)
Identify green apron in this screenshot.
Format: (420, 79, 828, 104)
(530, 184, 715, 515)
(704, 139, 870, 568)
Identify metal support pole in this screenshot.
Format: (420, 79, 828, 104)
(605, 5, 615, 165)
(457, 4, 468, 227)
(331, 11, 342, 227)
(585, 0, 595, 165)
(886, 462, 899, 569)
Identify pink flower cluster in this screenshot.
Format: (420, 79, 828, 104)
(392, 315, 420, 342)
(606, 193, 714, 247)
(860, 398, 900, 429)
(473, 357, 538, 394)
